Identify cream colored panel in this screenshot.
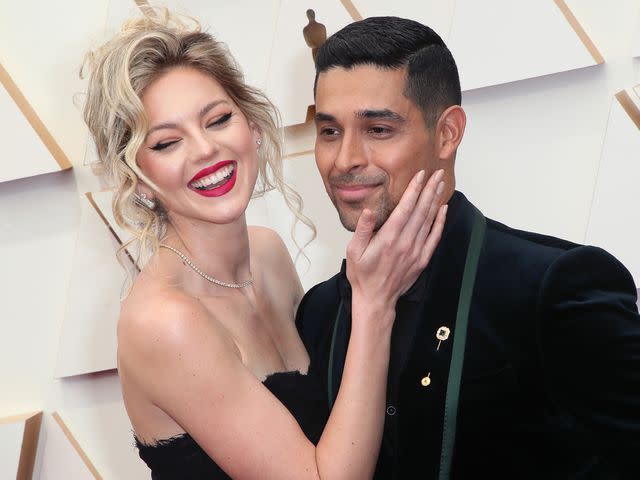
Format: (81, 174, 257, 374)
(586, 90, 640, 284)
(39, 413, 101, 480)
(87, 190, 139, 262)
(0, 412, 42, 480)
(46, 376, 152, 479)
(456, 67, 607, 244)
(633, 2, 640, 57)
(0, 1, 107, 168)
(55, 193, 130, 377)
(267, 0, 354, 126)
(283, 121, 316, 159)
(448, 0, 600, 92)
(105, 0, 142, 32)
(0, 66, 70, 183)
(351, 0, 456, 39)
(246, 153, 351, 290)
(0, 418, 23, 478)
(145, 0, 279, 89)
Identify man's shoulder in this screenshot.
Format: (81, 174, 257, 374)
(485, 216, 580, 256)
(479, 210, 635, 293)
(453, 192, 580, 261)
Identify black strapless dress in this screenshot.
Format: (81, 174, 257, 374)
(135, 369, 329, 479)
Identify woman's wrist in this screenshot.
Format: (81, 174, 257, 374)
(350, 293, 396, 333)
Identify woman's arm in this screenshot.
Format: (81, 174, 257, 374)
(120, 168, 446, 479)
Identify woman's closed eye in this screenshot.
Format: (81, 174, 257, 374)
(148, 112, 233, 151)
(207, 112, 233, 128)
(150, 139, 181, 151)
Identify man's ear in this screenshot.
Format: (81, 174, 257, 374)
(436, 105, 466, 160)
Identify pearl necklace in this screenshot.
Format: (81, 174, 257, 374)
(160, 244, 253, 289)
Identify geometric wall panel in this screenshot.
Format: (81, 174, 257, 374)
(0, 63, 71, 183)
(448, 0, 603, 92)
(0, 412, 42, 480)
(283, 121, 316, 159)
(142, 0, 279, 90)
(54, 192, 131, 378)
(39, 413, 101, 480)
(634, 3, 640, 58)
(348, 0, 603, 93)
(586, 88, 640, 285)
(266, 0, 355, 126)
(86, 190, 137, 262)
(350, 0, 456, 39)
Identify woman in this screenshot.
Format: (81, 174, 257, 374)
(82, 11, 446, 479)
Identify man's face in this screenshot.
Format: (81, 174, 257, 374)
(314, 65, 438, 231)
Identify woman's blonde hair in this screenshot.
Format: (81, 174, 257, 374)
(81, 9, 314, 278)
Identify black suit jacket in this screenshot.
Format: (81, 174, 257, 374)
(296, 192, 640, 479)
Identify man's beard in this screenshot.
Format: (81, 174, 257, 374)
(328, 171, 392, 231)
(334, 194, 394, 232)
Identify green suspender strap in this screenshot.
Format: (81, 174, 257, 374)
(439, 206, 486, 480)
(327, 299, 343, 409)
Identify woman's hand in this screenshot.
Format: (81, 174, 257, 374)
(346, 168, 447, 317)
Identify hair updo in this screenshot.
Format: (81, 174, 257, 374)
(81, 9, 313, 274)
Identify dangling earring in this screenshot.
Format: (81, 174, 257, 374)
(134, 192, 156, 210)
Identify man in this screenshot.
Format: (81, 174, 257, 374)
(296, 16, 640, 479)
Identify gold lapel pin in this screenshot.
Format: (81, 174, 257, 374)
(436, 326, 450, 351)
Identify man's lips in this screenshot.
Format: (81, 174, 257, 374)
(332, 183, 381, 202)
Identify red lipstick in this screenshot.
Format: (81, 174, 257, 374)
(188, 160, 237, 197)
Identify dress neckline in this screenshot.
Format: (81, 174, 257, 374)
(136, 369, 312, 448)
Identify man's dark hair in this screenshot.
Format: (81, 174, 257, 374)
(314, 16, 461, 127)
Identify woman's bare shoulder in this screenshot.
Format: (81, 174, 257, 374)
(118, 281, 238, 373)
(248, 225, 288, 255)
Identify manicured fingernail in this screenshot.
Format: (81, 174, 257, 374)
(436, 181, 445, 195)
(416, 170, 425, 184)
(437, 169, 445, 179)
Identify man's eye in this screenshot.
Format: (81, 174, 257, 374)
(320, 127, 339, 136)
(369, 126, 391, 135)
(150, 140, 180, 151)
(208, 112, 233, 128)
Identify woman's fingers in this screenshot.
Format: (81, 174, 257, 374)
(419, 204, 447, 268)
(403, 169, 445, 243)
(378, 169, 426, 235)
(346, 209, 376, 262)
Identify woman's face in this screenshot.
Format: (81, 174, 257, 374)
(136, 66, 260, 226)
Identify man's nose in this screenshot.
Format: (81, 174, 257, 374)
(334, 131, 367, 173)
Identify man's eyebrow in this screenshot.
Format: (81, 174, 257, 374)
(147, 100, 229, 134)
(314, 112, 336, 122)
(314, 109, 405, 123)
(356, 109, 405, 122)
